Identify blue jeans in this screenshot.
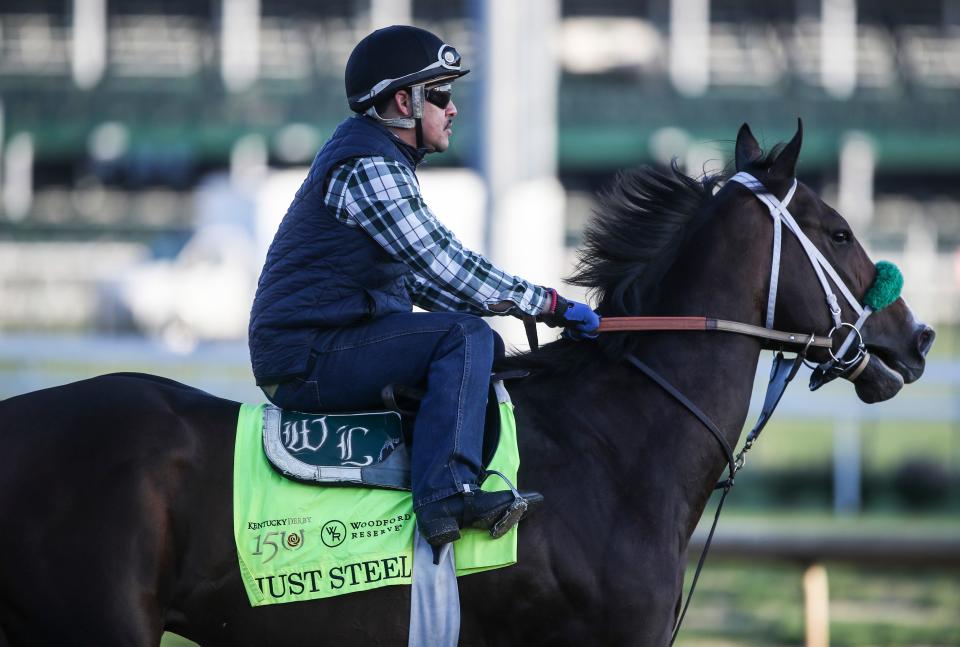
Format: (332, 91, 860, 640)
(268, 312, 495, 509)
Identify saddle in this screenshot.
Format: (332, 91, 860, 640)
(262, 371, 528, 491)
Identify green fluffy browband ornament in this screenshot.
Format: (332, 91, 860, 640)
(863, 260, 903, 313)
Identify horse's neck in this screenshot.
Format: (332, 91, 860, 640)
(515, 334, 762, 548)
(631, 332, 762, 525)
(636, 220, 771, 533)
(515, 205, 774, 541)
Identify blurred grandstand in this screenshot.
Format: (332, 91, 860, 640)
(0, 0, 958, 340)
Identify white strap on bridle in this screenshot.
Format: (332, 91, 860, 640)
(730, 172, 864, 330)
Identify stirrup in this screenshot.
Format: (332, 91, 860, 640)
(490, 497, 528, 539)
(482, 469, 529, 539)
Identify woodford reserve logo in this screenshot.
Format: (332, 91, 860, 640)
(348, 513, 411, 539)
(321, 520, 346, 547)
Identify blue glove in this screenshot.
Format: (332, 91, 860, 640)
(540, 291, 601, 339)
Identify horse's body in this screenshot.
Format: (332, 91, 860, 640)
(0, 125, 934, 646)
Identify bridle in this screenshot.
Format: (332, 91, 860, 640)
(728, 172, 874, 388)
(520, 169, 896, 644)
(661, 171, 876, 644)
(586, 172, 876, 385)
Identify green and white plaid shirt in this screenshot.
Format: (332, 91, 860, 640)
(324, 156, 550, 317)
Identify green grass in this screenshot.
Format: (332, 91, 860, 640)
(681, 562, 960, 646)
(743, 418, 959, 472)
(680, 512, 960, 646)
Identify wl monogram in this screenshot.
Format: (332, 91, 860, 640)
(281, 416, 374, 467)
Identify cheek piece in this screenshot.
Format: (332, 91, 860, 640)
(729, 173, 903, 390)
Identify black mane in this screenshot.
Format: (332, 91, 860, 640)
(500, 151, 782, 374)
(570, 162, 719, 318)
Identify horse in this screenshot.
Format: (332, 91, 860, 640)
(0, 123, 934, 647)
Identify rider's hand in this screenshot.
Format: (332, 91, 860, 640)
(539, 290, 601, 339)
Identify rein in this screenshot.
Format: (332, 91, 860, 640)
(522, 316, 830, 353)
(597, 316, 831, 349)
(627, 350, 806, 645)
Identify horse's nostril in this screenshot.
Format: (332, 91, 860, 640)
(916, 326, 936, 357)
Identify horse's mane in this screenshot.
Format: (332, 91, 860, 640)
(499, 150, 782, 374)
(570, 161, 720, 319)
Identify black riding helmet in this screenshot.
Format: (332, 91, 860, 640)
(345, 25, 469, 147)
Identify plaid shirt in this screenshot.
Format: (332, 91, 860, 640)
(324, 156, 550, 317)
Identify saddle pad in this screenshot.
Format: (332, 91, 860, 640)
(233, 391, 521, 606)
(262, 407, 412, 490)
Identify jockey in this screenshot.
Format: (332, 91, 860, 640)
(248, 25, 600, 548)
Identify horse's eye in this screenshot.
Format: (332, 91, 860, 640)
(832, 230, 852, 244)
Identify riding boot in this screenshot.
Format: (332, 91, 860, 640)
(415, 489, 543, 547)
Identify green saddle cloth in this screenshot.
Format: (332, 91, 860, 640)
(233, 394, 521, 606)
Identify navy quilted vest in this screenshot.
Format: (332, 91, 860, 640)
(249, 115, 423, 384)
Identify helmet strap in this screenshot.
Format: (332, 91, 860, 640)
(415, 118, 424, 148)
(411, 84, 425, 148)
(364, 106, 414, 129)
(364, 84, 425, 133)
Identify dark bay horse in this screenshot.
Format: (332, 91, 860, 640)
(0, 124, 934, 646)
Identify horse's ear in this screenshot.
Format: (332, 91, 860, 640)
(735, 123, 762, 171)
(769, 118, 803, 180)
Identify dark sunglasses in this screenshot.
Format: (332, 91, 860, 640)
(425, 84, 453, 109)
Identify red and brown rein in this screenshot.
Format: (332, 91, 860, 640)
(598, 316, 832, 349)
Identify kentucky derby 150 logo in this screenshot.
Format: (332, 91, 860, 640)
(321, 520, 347, 547)
(252, 528, 305, 564)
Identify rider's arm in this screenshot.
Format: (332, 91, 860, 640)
(326, 157, 550, 317)
(403, 273, 489, 315)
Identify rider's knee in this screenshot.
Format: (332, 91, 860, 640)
(453, 315, 495, 354)
(491, 330, 505, 362)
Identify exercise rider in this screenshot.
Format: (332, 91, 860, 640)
(248, 25, 600, 547)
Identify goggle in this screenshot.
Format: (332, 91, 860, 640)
(425, 83, 453, 109)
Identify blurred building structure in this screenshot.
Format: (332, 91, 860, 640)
(0, 0, 958, 338)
